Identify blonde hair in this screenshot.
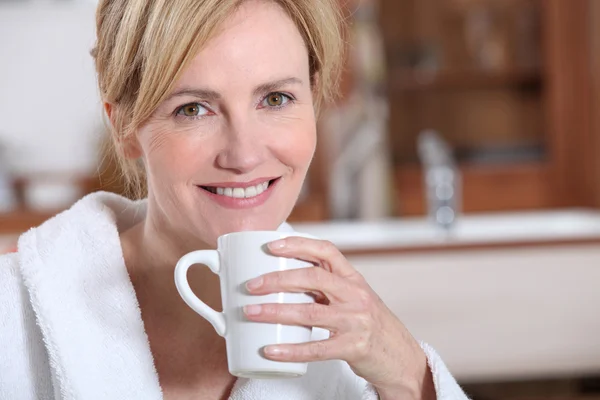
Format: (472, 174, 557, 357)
(91, 0, 345, 198)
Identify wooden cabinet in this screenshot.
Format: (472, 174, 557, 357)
(461, 376, 600, 399)
(378, 0, 600, 215)
(3, 0, 600, 230)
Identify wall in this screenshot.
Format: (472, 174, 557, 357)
(0, 2, 103, 177)
(349, 244, 600, 383)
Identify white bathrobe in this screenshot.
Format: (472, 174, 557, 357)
(0, 192, 468, 400)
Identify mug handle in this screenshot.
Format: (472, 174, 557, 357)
(174, 250, 226, 336)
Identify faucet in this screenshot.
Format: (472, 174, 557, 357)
(417, 130, 461, 231)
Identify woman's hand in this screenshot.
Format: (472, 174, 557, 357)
(243, 237, 436, 400)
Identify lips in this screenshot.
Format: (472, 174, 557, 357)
(197, 177, 280, 207)
(201, 180, 272, 199)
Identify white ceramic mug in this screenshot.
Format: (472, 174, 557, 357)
(174, 231, 316, 379)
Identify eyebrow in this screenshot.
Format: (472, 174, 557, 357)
(165, 88, 221, 102)
(252, 77, 303, 97)
(165, 77, 303, 102)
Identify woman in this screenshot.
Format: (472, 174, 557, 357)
(0, 0, 470, 399)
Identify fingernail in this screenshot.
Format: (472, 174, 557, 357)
(243, 304, 262, 316)
(246, 276, 263, 291)
(268, 239, 286, 250)
(264, 346, 288, 357)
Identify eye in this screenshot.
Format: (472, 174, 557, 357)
(261, 92, 292, 108)
(176, 102, 209, 118)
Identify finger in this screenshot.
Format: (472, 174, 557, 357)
(243, 302, 347, 332)
(307, 290, 329, 305)
(263, 338, 341, 363)
(246, 266, 352, 303)
(268, 237, 358, 279)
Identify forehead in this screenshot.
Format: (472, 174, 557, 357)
(175, 1, 310, 90)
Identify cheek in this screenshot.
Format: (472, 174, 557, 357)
(296, 124, 317, 169)
(295, 129, 317, 169)
(138, 124, 209, 182)
(271, 116, 317, 170)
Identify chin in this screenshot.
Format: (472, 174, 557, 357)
(199, 214, 286, 245)
(223, 216, 286, 234)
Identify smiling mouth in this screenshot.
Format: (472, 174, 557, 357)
(199, 178, 278, 199)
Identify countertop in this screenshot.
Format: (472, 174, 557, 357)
(294, 208, 600, 254)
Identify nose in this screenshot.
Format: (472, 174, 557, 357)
(215, 121, 268, 174)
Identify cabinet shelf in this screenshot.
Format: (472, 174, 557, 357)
(395, 160, 555, 216)
(0, 209, 56, 234)
(391, 68, 542, 92)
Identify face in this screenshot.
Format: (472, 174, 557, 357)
(131, 0, 316, 247)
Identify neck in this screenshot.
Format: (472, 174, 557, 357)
(120, 207, 222, 331)
(119, 201, 231, 385)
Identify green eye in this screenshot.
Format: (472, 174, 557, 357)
(262, 92, 291, 108)
(176, 102, 209, 118)
(267, 93, 283, 106)
(182, 104, 200, 116)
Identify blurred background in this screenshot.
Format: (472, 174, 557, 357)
(1, 0, 600, 398)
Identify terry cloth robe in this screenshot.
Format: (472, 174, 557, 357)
(0, 191, 469, 399)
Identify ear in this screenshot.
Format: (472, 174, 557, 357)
(310, 72, 323, 114)
(311, 71, 321, 96)
(104, 102, 142, 159)
(103, 102, 113, 120)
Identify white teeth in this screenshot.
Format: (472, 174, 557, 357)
(232, 188, 245, 198)
(245, 186, 257, 198)
(209, 180, 271, 199)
